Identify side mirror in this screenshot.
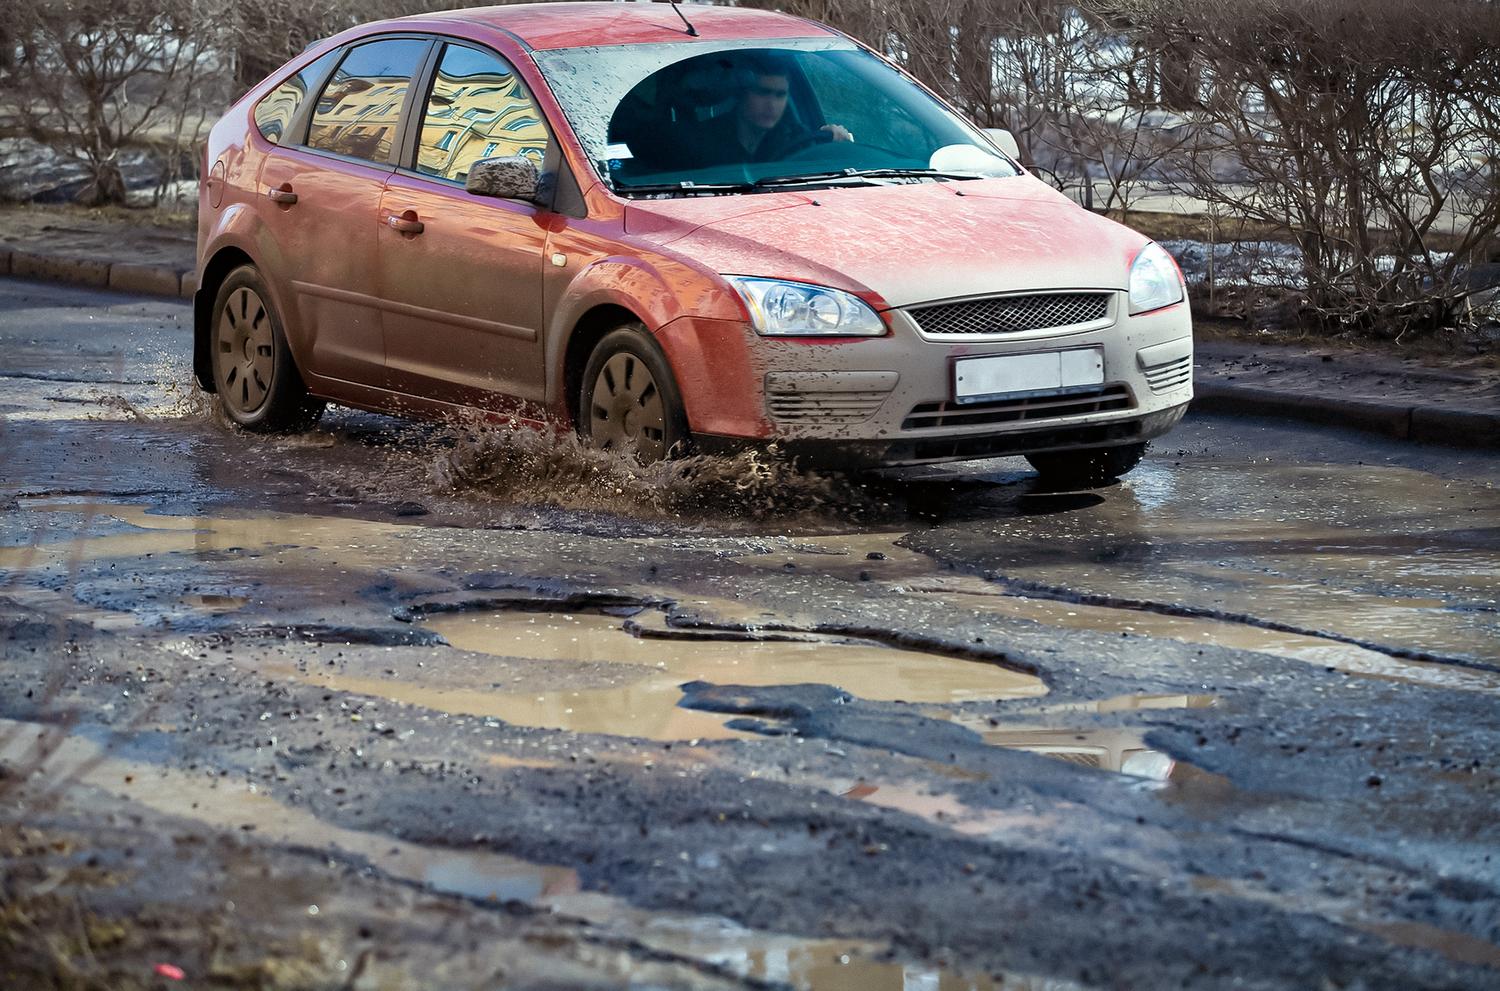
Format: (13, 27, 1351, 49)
(982, 128, 1021, 161)
(465, 156, 540, 202)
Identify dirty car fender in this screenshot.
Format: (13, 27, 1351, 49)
(194, 208, 312, 391)
(542, 249, 745, 409)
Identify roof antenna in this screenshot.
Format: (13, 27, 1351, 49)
(667, 0, 698, 37)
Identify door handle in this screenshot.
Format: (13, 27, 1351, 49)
(266, 185, 298, 205)
(385, 211, 425, 235)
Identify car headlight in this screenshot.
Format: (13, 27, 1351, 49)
(1128, 242, 1184, 315)
(725, 276, 886, 337)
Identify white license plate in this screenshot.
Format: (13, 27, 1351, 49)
(953, 348, 1104, 404)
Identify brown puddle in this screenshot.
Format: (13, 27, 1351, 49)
(408, 610, 1046, 741)
(185, 593, 250, 612)
(0, 500, 414, 575)
(838, 779, 1061, 837)
(0, 720, 1063, 991)
(1360, 920, 1500, 970)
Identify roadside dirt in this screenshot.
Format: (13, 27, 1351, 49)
(1194, 320, 1500, 416)
(0, 203, 195, 271)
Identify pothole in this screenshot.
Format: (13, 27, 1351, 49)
(404, 609, 1047, 741)
(911, 583, 1500, 695)
(736, 531, 1500, 691)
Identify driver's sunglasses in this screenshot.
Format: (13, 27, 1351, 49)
(750, 85, 789, 99)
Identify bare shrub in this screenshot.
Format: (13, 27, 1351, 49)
(2, 0, 231, 206)
(1115, 0, 1500, 336)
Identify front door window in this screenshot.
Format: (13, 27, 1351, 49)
(307, 38, 429, 164)
(415, 44, 550, 184)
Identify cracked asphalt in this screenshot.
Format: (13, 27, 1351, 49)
(2, 277, 1499, 990)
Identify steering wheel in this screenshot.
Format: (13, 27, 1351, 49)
(779, 129, 836, 156)
(781, 131, 908, 163)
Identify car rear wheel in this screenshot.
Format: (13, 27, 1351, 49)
(211, 266, 324, 432)
(580, 324, 688, 462)
(1024, 442, 1147, 487)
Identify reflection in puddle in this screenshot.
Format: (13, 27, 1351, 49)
(1027, 693, 1219, 715)
(185, 593, 249, 611)
(0, 720, 1065, 991)
(982, 727, 1175, 779)
(409, 611, 1046, 741)
(946, 695, 1220, 789)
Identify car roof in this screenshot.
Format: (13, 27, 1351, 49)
(397, 2, 837, 52)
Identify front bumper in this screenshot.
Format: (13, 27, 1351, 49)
(660, 291, 1194, 467)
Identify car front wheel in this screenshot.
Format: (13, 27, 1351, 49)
(579, 324, 688, 463)
(1024, 442, 1147, 487)
(211, 266, 324, 431)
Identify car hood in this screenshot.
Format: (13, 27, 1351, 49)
(624, 177, 1148, 309)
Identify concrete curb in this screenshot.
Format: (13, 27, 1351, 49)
(1, 248, 193, 301)
(11, 250, 111, 289)
(1192, 382, 1500, 449)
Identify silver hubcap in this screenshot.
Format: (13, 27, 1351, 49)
(215, 287, 274, 415)
(589, 352, 667, 461)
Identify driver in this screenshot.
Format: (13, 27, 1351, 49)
(697, 55, 853, 166)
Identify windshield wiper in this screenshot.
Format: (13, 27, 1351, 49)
(752, 168, 993, 188)
(613, 180, 755, 197)
(614, 168, 998, 198)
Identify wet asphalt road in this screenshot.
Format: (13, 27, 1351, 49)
(2, 276, 1499, 990)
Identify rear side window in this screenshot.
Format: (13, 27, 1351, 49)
(307, 38, 429, 164)
(253, 49, 339, 145)
(414, 44, 550, 184)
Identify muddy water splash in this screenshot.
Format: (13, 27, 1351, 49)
(429, 415, 880, 520)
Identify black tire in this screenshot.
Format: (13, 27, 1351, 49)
(1024, 442, 1147, 488)
(579, 323, 689, 462)
(210, 265, 324, 432)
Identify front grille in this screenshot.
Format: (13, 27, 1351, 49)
(767, 390, 888, 424)
(902, 385, 1134, 431)
(1143, 355, 1192, 394)
(909, 292, 1111, 337)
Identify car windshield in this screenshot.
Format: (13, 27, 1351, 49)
(533, 39, 1020, 195)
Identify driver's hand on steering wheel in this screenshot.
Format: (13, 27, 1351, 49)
(820, 124, 854, 143)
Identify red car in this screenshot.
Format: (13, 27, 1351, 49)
(196, 2, 1192, 483)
